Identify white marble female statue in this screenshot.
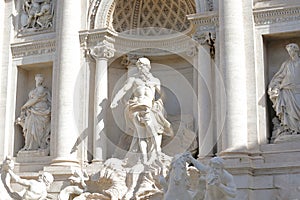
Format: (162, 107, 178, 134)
(268, 43, 300, 134)
(16, 74, 51, 151)
(111, 57, 173, 165)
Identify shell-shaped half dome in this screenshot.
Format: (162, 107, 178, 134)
(112, 0, 196, 36)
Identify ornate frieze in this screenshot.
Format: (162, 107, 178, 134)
(115, 35, 194, 55)
(254, 6, 300, 25)
(11, 39, 55, 58)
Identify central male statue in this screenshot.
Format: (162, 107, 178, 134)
(111, 57, 173, 165)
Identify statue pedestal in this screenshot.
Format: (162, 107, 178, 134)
(274, 134, 300, 144)
(16, 149, 49, 163)
(12, 149, 52, 172)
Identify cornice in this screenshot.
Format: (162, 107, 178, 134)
(253, 6, 300, 25)
(187, 12, 219, 27)
(114, 34, 195, 55)
(79, 28, 116, 49)
(79, 28, 197, 56)
(11, 39, 56, 58)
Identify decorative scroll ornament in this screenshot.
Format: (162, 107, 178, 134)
(90, 40, 115, 60)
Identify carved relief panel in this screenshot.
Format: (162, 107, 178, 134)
(18, 0, 55, 34)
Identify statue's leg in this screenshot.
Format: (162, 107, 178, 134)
(139, 139, 148, 164)
(145, 120, 162, 155)
(132, 112, 149, 164)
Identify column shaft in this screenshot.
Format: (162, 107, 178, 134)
(219, 0, 248, 151)
(91, 41, 114, 162)
(93, 59, 108, 162)
(197, 46, 214, 157)
(52, 0, 81, 165)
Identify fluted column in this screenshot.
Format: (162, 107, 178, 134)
(90, 41, 115, 163)
(51, 0, 81, 166)
(219, 0, 248, 152)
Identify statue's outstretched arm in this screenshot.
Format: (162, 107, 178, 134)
(110, 77, 135, 108)
(187, 153, 209, 173)
(8, 169, 30, 187)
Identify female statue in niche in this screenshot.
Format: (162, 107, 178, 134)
(268, 43, 300, 138)
(16, 74, 51, 151)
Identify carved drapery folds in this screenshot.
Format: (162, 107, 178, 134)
(268, 43, 300, 143)
(16, 74, 51, 153)
(19, 0, 54, 32)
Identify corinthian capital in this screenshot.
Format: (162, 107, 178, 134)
(91, 40, 115, 60)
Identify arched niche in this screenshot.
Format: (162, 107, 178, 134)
(106, 54, 198, 157)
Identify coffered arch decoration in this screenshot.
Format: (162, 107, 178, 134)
(88, 0, 196, 36)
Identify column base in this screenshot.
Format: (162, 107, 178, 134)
(51, 157, 80, 167)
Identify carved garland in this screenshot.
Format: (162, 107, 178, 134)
(254, 6, 300, 25)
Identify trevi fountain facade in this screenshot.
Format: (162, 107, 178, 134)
(1, 0, 300, 199)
